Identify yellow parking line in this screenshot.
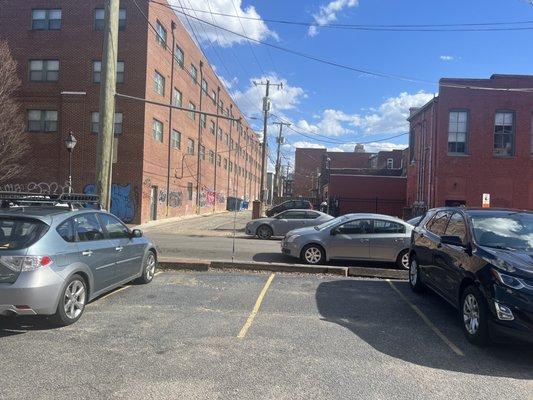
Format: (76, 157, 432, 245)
(237, 273, 276, 339)
(154, 271, 163, 277)
(386, 279, 464, 357)
(98, 285, 131, 301)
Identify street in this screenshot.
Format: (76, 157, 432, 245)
(1, 270, 531, 400)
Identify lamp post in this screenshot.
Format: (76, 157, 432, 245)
(64, 132, 77, 193)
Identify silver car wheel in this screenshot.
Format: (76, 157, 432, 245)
(146, 253, 156, 281)
(304, 247, 322, 264)
(257, 225, 272, 240)
(401, 252, 410, 269)
(463, 293, 480, 335)
(64, 280, 86, 320)
(409, 259, 418, 286)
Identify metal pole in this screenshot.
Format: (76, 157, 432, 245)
(213, 86, 220, 213)
(95, 0, 119, 210)
(68, 150, 73, 194)
(227, 104, 233, 200)
(258, 80, 270, 209)
(272, 122, 290, 199)
(196, 61, 204, 214)
(166, 21, 177, 216)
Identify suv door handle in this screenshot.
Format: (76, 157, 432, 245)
(394, 238, 403, 242)
(82, 250, 93, 257)
(115, 246, 124, 252)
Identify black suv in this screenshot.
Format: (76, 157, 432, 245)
(265, 199, 313, 217)
(409, 207, 533, 346)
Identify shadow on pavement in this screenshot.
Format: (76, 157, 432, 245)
(0, 316, 54, 337)
(252, 252, 400, 269)
(315, 279, 533, 379)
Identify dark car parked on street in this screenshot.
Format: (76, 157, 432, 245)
(409, 207, 533, 346)
(265, 199, 313, 217)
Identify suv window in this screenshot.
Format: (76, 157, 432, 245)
(373, 220, 405, 234)
(57, 219, 76, 242)
(0, 217, 48, 250)
(99, 213, 130, 239)
(74, 214, 105, 242)
(337, 219, 372, 235)
(426, 211, 451, 236)
(444, 212, 467, 243)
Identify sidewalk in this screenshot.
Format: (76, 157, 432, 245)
(130, 210, 232, 231)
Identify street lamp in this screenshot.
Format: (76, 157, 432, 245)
(64, 132, 77, 194)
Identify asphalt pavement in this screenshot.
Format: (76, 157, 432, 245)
(1, 270, 531, 400)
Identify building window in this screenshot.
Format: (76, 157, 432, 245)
(200, 113, 206, 128)
(210, 120, 215, 135)
(171, 130, 181, 149)
(187, 138, 195, 155)
(225, 133, 229, 146)
(94, 8, 126, 31)
(29, 60, 59, 82)
(27, 110, 58, 132)
(229, 161, 233, 172)
(217, 154, 221, 167)
(92, 60, 124, 83)
(32, 9, 61, 30)
(172, 88, 182, 107)
(188, 102, 196, 120)
(224, 158, 228, 170)
(200, 145, 206, 160)
(187, 182, 193, 201)
(386, 158, 394, 169)
(230, 138, 234, 150)
(209, 150, 215, 164)
(211, 90, 217, 105)
(154, 71, 165, 96)
(190, 64, 197, 83)
(155, 21, 167, 48)
(448, 110, 467, 154)
(152, 119, 163, 142)
(494, 111, 514, 156)
(201, 78, 208, 93)
(174, 45, 184, 67)
(218, 127, 223, 141)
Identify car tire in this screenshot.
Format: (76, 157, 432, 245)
(300, 244, 325, 265)
(408, 256, 425, 293)
(396, 249, 410, 270)
(135, 250, 157, 284)
(460, 285, 491, 346)
(51, 274, 87, 327)
(256, 225, 273, 240)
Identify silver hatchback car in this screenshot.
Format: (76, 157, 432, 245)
(281, 213, 413, 268)
(0, 193, 157, 326)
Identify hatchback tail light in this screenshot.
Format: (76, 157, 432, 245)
(0, 255, 53, 272)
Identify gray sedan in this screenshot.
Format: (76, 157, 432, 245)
(245, 209, 333, 240)
(281, 213, 413, 268)
(0, 201, 156, 326)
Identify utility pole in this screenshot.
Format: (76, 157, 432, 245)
(196, 61, 204, 214)
(272, 121, 290, 199)
(166, 21, 177, 217)
(213, 86, 221, 213)
(95, 0, 119, 210)
(253, 79, 282, 213)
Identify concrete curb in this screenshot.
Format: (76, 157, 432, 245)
(156, 257, 408, 280)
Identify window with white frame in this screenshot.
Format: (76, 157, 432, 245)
(209, 150, 215, 164)
(188, 102, 196, 120)
(154, 70, 165, 96)
(155, 21, 167, 47)
(494, 111, 514, 156)
(171, 130, 181, 149)
(29, 60, 59, 82)
(187, 138, 195, 154)
(200, 145, 206, 160)
(152, 118, 163, 142)
(448, 110, 468, 154)
(218, 127, 223, 140)
(174, 45, 184, 67)
(27, 110, 58, 132)
(210, 120, 215, 135)
(211, 90, 217, 105)
(32, 9, 61, 30)
(92, 60, 124, 83)
(190, 64, 197, 83)
(95, 8, 126, 31)
(200, 113, 206, 128)
(386, 158, 394, 169)
(217, 154, 221, 167)
(172, 88, 182, 107)
(224, 158, 228, 170)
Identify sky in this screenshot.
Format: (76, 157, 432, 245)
(170, 0, 533, 171)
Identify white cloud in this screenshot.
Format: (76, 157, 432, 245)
(171, 0, 277, 47)
(440, 55, 455, 61)
(233, 74, 307, 119)
(308, 0, 358, 37)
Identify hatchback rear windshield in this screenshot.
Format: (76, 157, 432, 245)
(471, 212, 533, 251)
(0, 217, 49, 250)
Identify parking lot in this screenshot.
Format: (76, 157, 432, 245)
(1, 270, 532, 400)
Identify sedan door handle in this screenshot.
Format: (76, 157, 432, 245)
(360, 238, 370, 243)
(115, 246, 124, 252)
(82, 250, 93, 257)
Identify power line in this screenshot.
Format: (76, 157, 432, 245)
(148, 1, 533, 31)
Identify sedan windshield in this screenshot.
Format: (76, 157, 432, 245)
(315, 215, 348, 230)
(471, 212, 533, 251)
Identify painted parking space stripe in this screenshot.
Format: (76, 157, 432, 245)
(97, 285, 131, 301)
(237, 273, 276, 339)
(387, 279, 464, 357)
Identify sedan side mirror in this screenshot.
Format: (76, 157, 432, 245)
(441, 235, 464, 247)
(130, 228, 143, 239)
(330, 228, 338, 236)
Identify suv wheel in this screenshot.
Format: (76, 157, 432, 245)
(301, 244, 325, 265)
(256, 225, 273, 240)
(409, 257, 425, 293)
(461, 285, 490, 346)
(52, 274, 87, 326)
(135, 251, 157, 284)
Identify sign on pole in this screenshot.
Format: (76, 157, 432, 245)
(482, 193, 490, 208)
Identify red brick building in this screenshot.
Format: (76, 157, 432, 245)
(0, 0, 262, 223)
(407, 74, 533, 215)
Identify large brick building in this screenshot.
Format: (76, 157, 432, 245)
(0, 0, 262, 224)
(407, 74, 533, 215)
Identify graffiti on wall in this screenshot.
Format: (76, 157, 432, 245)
(156, 189, 183, 208)
(84, 183, 136, 223)
(0, 181, 70, 194)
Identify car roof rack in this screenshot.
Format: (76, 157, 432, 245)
(0, 192, 102, 210)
